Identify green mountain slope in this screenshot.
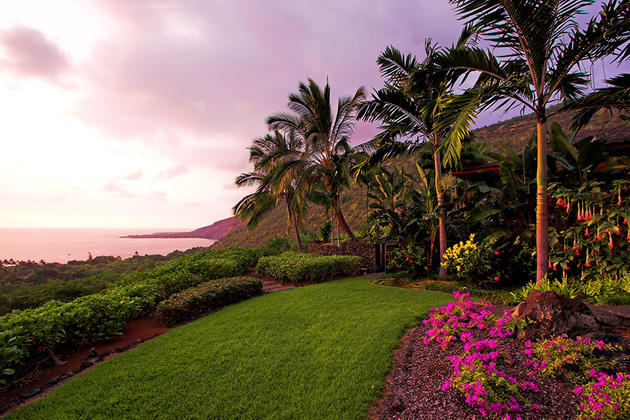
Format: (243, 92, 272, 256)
(215, 110, 629, 249)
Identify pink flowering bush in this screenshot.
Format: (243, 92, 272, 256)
(574, 371, 630, 420)
(445, 343, 542, 417)
(422, 291, 521, 349)
(425, 291, 625, 419)
(523, 335, 620, 383)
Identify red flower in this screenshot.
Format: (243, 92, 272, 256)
(494, 251, 500, 255)
(493, 276, 500, 282)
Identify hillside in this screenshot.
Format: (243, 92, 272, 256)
(213, 184, 370, 249)
(123, 217, 242, 240)
(215, 110, 630, 249)
(474, 108, 629, 152)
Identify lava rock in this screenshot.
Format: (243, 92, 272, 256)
(19, 387, 42, 399)
(513, 291, 600, 340)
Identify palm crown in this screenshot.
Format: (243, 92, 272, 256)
(267, 79, 365, 239)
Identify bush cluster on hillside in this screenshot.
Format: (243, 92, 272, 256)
(156, 277, 263, 325)
(256, 252, 361, 284)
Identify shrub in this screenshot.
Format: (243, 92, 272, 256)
(262, 236, 292, 255)
(442, 234, 495, 283)
(523, 335, 620, 383)
(574, 372, 630, 420)
(256, 252, 361, 284)
(550, 179, 630, 281)
(155, 277, 263, 325)
(319, 221, 332, 242)
(386, 244, 427, 278)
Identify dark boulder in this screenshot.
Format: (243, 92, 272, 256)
(512, 291, 600, 340)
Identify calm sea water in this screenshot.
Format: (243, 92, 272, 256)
(0, 229, 216, 264)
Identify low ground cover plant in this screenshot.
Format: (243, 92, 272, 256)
(508, 272, 630, 306)
(256, 252, 361, 283)
(0, 247, 266, 384)
(156, 277, 263, 325)
(426, 292, 628, 419)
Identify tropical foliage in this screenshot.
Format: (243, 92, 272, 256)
(234, 131, 307, 250)
(440, 0, 630, 281)
(266, 79, 366, 240)
(357, 35, 478, 277)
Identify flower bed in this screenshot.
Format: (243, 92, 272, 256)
(0, 248, 267, 384)
(255, 252, 362, 284)
(155, 277, 263, 325)
(420, 292, 627, 419)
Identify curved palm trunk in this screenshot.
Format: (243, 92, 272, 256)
(536, 114, 549, 283)
(434, 148, 448, 279)
(335, 199, 356, 240)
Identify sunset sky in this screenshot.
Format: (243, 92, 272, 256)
(0, 0, 624, 229)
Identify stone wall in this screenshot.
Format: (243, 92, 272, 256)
(307, 240, 379, 271)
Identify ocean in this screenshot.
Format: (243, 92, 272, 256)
(0, 228, 216, 264)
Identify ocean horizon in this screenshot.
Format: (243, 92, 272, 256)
(0, 228, 216, 264)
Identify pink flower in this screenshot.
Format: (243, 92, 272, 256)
(494, 251, 500, 255)
(493, 276, 500, 282)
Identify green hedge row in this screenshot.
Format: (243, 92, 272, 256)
(143, 247, 264, 280)
(256, 252, 362, 284)
(156, 277, 263, 326)
(0, 248, 266, 382)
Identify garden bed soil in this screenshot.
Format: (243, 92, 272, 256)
(370, 324, 581, 420)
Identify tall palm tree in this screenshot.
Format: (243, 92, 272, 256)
(357, 34, 476, 278)
(233, 130, 307, 250)
(267, 79, 365, 240)
(439, 0, 630, 282)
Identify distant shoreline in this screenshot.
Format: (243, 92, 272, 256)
(121, 216, 242, 241)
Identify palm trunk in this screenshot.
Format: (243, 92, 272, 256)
(292, 210, 302, 251)
(335, 199, 356, 240)
(428, 231, 435, 268)
(330, 211, 334, 245)
(536, 114, 549, 283)
(434, 148, 448, 279)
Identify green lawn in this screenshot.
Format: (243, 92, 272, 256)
(8, 277, 449, 420)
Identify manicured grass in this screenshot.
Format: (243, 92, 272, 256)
(8, 277, 449, 420)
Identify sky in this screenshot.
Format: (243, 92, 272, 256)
(0, 0, 624, 229)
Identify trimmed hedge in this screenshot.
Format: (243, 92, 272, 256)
(0, 248, 266, 382)
(256, 252, 362, 284)
(155, 277, 263, 325)
(147, 247, 265, 279)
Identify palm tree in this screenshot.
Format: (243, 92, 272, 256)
(439, 0, 630, 282)
(233, 130, 307, 250)
(357, 34, 476, 278)
(267, 79, 365, 240)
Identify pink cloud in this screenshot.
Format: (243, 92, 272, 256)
(148, 190, 167, 201)
(0, 25, 69, 82)
(73, 0, 461, 148)
(157, 164, 188, 180)
(102, 180, 136, 198)
(123, 169, 143, 180)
